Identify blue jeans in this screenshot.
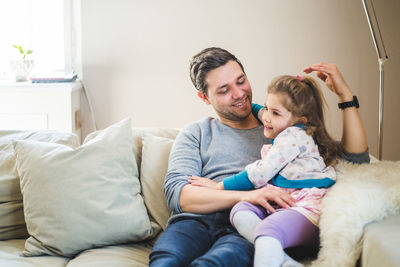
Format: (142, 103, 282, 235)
(149, 211, 254, 267)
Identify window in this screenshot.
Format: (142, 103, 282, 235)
(0, 0, 72, 79)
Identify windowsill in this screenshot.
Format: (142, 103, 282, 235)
(0, 80, 82, 93)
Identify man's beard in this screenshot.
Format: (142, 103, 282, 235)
(217, 106, 252, 122)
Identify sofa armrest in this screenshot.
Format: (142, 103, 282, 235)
(361, 215, 400, 267)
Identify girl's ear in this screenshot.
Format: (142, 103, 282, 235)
(299, 116, 308, 125)
(197, 91, 210, 105)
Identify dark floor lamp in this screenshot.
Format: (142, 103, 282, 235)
(361, 0, 389, 160)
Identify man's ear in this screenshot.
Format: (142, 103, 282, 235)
(197, 91, 210, 105)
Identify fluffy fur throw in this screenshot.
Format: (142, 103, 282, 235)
(311, 160, 400, 267)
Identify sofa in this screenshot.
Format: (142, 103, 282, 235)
(0, 118, 399, 267)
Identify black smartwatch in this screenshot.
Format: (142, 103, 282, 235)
(338, 96, 359, 110)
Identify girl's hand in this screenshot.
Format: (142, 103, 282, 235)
(303, 63, 353, 102)
(188, 176, 223, 190)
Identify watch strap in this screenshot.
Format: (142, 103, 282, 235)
(338, 96, 359, 109)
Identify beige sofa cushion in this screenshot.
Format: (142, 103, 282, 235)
(66, 240, 154, 267)
(0, 238, 155, 267)
(0, 239, 69, 267)
(14, 118, 152, 257)
(130, 127, 180, 172)
(140, 136, 174, 230)
(130, 128, 179, 232)
(0, 130, 79, 240)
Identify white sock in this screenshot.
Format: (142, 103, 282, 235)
(282, 252, 304, 267)
(254, 236, 284, 267)
(231, 210, 261, 244)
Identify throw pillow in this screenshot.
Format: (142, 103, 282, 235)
(0, 130, 79, 240)
(140, 136, 174, 230)
(14, 118, 152, 257)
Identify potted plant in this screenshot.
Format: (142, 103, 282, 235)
(10, 44, 34, 82)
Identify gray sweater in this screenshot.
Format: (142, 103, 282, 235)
(164, 117, 369, 222)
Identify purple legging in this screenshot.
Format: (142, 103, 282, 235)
(230, 201, 320, 249)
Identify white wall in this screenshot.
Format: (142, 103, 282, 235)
(79, 0, 400, 160)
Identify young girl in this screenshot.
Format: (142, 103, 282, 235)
(189, 75, 342, 267)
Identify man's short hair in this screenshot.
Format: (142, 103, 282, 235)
(189, 47, 245, 94)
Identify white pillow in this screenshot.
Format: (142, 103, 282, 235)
(0, 130, 79, 240)
(140, 136, 174, 230)
(14, 118, 152, 257)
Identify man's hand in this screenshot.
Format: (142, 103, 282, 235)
(240, 186, 296, 214)
(188, 175, 224, 190)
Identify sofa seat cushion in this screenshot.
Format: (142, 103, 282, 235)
(0, 239, 68, 267)
(0, 238, 155, 267)
(66, 240, 154, 267)
(361, 215, 400, 267)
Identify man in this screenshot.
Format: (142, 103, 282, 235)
(149, 47, 369, 266)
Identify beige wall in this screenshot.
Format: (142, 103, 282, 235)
(79, 0, 399, 160)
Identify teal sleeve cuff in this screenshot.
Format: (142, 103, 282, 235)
(223, 170, 254, 191)
(251, 103, 263, 121)
(272, 174, 336, 188)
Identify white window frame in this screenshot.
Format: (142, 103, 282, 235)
(0, 0, 78, 80)
(64, 0, 73, 73)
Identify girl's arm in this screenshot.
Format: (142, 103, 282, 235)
(188, 171, 253, 190)
(190, 130, 301, 191)
(252, 103, 264, 122)
(303, 63, 368, 154)
(189, 171, 254, 191)
(188, 175, 224, 189)
(189, 144, 273, 191)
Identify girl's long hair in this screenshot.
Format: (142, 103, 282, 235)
(268, 75, 342, 166)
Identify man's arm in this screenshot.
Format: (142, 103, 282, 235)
(163, 124, 203, 214)
(180, 183, 295, 214)
(303, 63, 368, 154)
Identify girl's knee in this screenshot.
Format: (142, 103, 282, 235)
(230, 201, 267, 221)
